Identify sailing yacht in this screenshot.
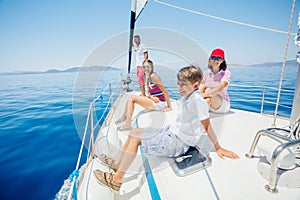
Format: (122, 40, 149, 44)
(55, 0, 300, 199)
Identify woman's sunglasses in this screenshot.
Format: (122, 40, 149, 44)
(210, 56, 223, 62)
(143, 65, 152, 69)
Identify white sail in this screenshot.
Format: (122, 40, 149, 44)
(131, 0, 148, 20)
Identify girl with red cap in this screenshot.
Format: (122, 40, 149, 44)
(200, 48, 231, 113)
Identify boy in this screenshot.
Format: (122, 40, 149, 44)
(94, 66, 239, 192)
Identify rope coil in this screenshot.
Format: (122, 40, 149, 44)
(69, 170, 79, 181)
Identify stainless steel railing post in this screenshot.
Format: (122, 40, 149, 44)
(260, 87, 266, 114)
(265, 139, 300, 193)
(245, 129, 292, 158)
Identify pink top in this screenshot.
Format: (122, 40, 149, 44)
(203, 70, 231, 102)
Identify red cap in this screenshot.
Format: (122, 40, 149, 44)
(210, 48, 225, 59)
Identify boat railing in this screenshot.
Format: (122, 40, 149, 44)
(230, 84, 294, 116)
(245, 128, 293, 159)
(87, 77, 125, 158)
(66, 76, 123, 200)
(265, 138, 300, 193)
(122, 77, 295, 119)
(118, 74, 295, 117)
(245, 127, 300, 193)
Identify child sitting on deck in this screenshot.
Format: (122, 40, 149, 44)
(115, 59, 172, 131)
(94, 65, 239, 192)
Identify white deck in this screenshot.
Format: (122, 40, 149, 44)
(78, 91, 300, 200)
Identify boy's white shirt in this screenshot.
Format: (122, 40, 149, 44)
(169, 90, 209, 146)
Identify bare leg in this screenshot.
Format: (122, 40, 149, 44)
(121, 94, 153, 119)
(115, 128, 144, 166)
(114, 133, 131, 167)
(113, 128, 143, 183)
(121, 99, 129, 118)
(140, 84, 145, 96)
(210, 94, 223, 110)
(206, 94, 223, 110)
(123, 95, 156, 128)
(205, 97, 212, 107)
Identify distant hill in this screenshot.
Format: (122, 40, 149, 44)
(250, 60, 298, 68)
(1, 60, 298, 76)
(45, 69, 61, 73)
(0, 66, 121, 75)
(45, 66, 120, 73)
(227, 60, 298, 68)
(227, 63, 250, 68)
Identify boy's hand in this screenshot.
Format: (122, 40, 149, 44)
(216, 147, 239, 159)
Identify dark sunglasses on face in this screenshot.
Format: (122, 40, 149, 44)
(143, 65, 152, 69)
(210, 56, 223, 62)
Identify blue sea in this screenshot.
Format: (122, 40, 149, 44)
(0, 66, 298, 200)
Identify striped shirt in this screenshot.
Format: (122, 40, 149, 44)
(149, 73, 166, 102)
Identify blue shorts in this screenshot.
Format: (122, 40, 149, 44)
(141, 126, 190, 157)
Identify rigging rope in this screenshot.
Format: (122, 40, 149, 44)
(68, 170, 79, 200)
(273, 0, 297, 127)
(152, 0, 297, 36)
(67, 103, 92, 200)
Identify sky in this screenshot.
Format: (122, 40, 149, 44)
(0, 0, 299, 72)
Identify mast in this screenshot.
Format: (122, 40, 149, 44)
(127, 0, 148, 74)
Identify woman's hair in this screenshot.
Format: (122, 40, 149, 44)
(208, 59, 227, 71)
(143, 59, 153, 68)
(177, 65, 203, 84)
(220, 60, 227, 71)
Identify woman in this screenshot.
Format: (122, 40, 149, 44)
(116, 60, 172, 131)
(200, 48, 231, 113)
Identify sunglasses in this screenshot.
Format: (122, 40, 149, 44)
(142, 65, 152, 69)
(210, 56, 223, 62)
